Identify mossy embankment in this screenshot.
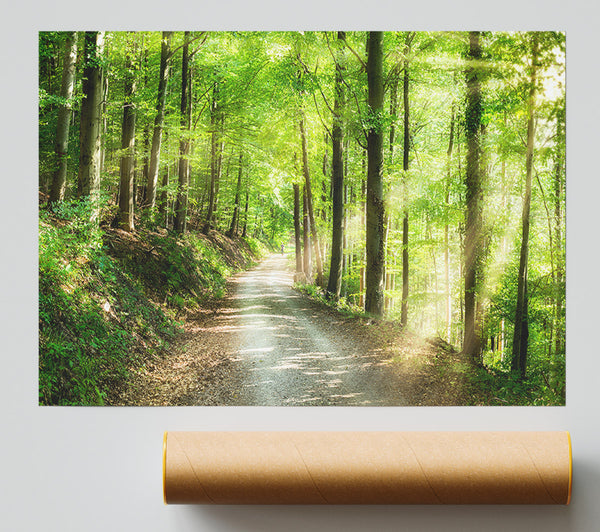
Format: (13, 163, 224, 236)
(39, 202, 265, 405)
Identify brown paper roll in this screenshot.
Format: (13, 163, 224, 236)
(163, 431, 572, 505)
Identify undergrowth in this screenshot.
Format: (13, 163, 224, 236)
(293, 282, 367, 318)
(39, 199, 262, 405)
(295, 279, 565, 407)
(466, 352, 566, 406)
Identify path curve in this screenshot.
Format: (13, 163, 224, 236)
(221, 254, 406, 406)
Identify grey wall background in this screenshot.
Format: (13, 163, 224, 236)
(2, 1, 599, 530)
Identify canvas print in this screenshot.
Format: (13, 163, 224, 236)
(38, 31, 565, 406)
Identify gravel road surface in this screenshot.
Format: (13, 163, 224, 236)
(120, 253, 467, 406)
(225, 254, 405, 406)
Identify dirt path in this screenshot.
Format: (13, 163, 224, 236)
(119, 254, 472, 406)
(226, 254, 405, 405)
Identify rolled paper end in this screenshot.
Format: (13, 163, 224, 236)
(567, 431, 573, 505)
(162, 431, 168, 506)
(163, 431, 572, 505)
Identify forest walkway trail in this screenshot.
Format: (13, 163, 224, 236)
(121, 253, 470, 406)
(222, 254, 404, 406)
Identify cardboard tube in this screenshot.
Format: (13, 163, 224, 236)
(163, 431, 572, 505)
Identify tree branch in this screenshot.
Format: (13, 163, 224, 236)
(312, 91, 332, 138)
(340, 33, 366, 70)
(296, 53, 335, 116)
(189, 33, 209, 59)
(167, 32, 207, 60)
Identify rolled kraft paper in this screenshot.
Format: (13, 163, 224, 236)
(163, 431, 572, 505)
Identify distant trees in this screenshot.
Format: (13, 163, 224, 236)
(203, 78, 224, 234)
(293, 183, 303, 278)
(227, 153, 244, 237)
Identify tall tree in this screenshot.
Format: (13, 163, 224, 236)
(444, 101, 456, 342)
(512, 33, 539, 378)
(300, 117, 324, 286)
(77, 31, 105, 221)
(118, 37, 137, 232)
(326, 31, 346, 300)
(145, 31, 173, 210)
(203, 80, 224, 234)
(174, 32, 191, 233)
(49, 32, 77, 206)
(553, 102, 565, 359)
(365, 31, 385, 316)
(400, 32, 414, 327)
(463, 31, 484, 361)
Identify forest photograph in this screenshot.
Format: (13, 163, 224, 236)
(38, 31, 565, 406)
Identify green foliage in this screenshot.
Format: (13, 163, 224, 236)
(38, 30, 566, 406)
(39, 201, 262, 405)
(39, 203, 179, 405)
(294, 282, 366, 318)
(243, 235, 268, 258)
(361, 106, 391, 135)
(467, 355, 565, 406)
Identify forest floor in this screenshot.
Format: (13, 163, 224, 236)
(118, 254, 478, 406)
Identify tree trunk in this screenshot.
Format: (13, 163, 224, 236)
(146, 31, 173, 210)
(326, 31, 346, 300)
(213, 136, 226, 230)
(159, 162, 170, 221)
(303, 187, 312, 280)
(365, 31, 385, 316)
(342, 179, 349, 297)
(445, 103, 455, 342)
(203, 82, 223, 234)
(512, 33, 539, 378)
(118, 42, 137, 232)
(77, 31, 105, 222)
(463, 31, 483, 361)
(321, 150, 329, 223)
(359, 160, 366, 309)
(300, 117, 324, 286)
(227, 153, 243, 237)
(241, 188, 249, 238)
(293, 183, 304, 277)
(400, 35, 412, 326)
(174, 32, 191, 234)
(141, 126, 150, 206)
(553, 104, 565, 360)
(499, 127, 507, 358)
(389, 67, 399, 162)
(49, 31, 77, 206)
(138, 46, 150, 205)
